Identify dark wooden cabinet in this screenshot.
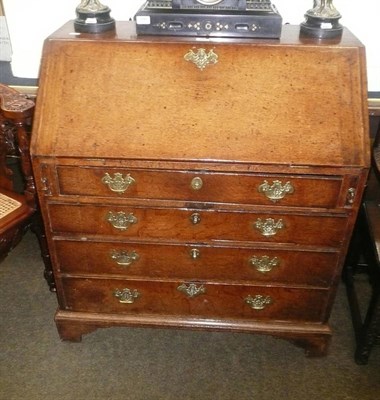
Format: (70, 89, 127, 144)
(31, 21, 370, 356)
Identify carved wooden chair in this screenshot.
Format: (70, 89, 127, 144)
(343, 117, 380, 364)
(0, 83, 55, 290)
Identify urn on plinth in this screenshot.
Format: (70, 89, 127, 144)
(74, 0, 115, 33)
(300, 0, 343, 39)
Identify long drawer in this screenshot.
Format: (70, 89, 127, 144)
(55, 240, 339, 287)
(61, 277, 328, 322)
(56, 166, 343, 208)
(48, 203, 348, 247)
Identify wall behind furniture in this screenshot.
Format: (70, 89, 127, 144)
(2, 0, 380, 92)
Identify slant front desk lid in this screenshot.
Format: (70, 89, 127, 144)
(31, 21, 369, 168)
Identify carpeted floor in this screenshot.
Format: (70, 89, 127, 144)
(1, 232, 379, 400)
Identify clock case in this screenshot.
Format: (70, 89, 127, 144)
(134, 0, 282, 38)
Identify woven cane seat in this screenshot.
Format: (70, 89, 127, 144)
(0, 192, 22, 218)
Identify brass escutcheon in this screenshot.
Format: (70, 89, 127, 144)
(177, 283, 206, 298)
(254, 218, 284, 237)
(190, 212, 201, 225)
(245, 294, 273, 310)
(114, 288, 140, 304)
(346, 187, 356, 205)
(249, 255, 280, 273)
(189, 248, 201, 260)
(106, 211, 138, 231)
(184, 48, 218, 70)
(101, 172, 135, 194)
(190, 177, 203, 191)
(258, 180, 294, 202)
(110, 250, 140, 266)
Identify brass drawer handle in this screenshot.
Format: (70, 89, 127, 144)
(258, 180, 294, 202)
(189, 248, 201, 260)
(177, 283, 206, 298)
(102, 172, 135, 193)
(114, 288, 140, 304)
(106, 211, 138, 231)
(184, 48, 218, 70)
(110, 250, 140, 266)
(190, 212, 202, 225)
(190, 177, 203, 191)
(254, 218, 284, 237)
(249, 255, 280, 273)
(245, 295, 273, 310)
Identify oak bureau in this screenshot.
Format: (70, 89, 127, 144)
(31, 21, 370, 356)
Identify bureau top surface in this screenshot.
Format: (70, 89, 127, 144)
(31, 21, 369, 168)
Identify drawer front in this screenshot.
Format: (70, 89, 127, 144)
(48, 203, 348, 247)
(56, 240, 339, 287)
(57, 166, 342, 208)
(61, 277, 328, 322)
